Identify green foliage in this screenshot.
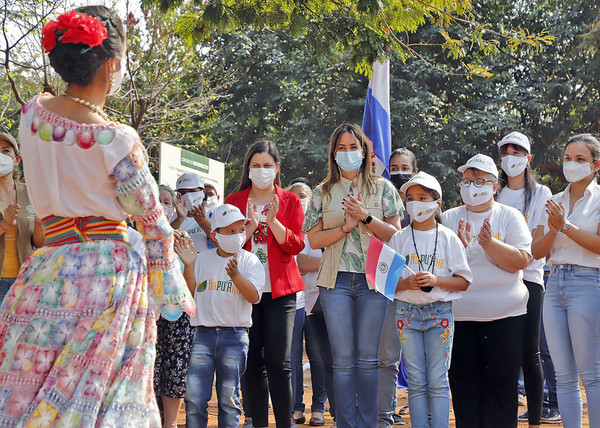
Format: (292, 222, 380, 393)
(143, 0, 550, 77)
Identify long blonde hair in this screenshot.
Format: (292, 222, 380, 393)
(321, 123, 378, 203)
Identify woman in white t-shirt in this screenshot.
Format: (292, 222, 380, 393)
(531, 134, 600, 428)
(442, 154, 532, 428)
(496, 132, 552, 428)
(389, 172, 472, 427)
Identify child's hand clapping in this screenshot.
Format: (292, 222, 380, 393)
(174, 236, 197, 267)
(225, 253, 240, 279)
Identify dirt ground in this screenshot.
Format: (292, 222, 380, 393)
(176, 368, 589, 427)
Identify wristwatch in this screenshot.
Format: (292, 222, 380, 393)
(361, 214, 373, 225)
(562, 221, 571, 232)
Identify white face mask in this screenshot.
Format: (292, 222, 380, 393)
(205, 196, 219, 211)
(249, 167, 277, 190)
(406, 201, 439, 223)
(460, 184, 494, 206)
(108, 56, 126, 95)
(501, 155, 528, 177)
(300, 198, 309, 214)
(181, 191, 204, 211)
(563, 161, 593, 183)
(0, 153, 15, 177)
(161, 203, 174, 222)
(215, 232, 246, 254)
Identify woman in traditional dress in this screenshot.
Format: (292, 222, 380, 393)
(0, 6, 194, 426)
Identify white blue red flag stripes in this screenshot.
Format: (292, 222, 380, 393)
(362, 61, 391, 179)
(366, 235, 406, 301)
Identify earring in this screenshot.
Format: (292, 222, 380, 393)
(109, 73, 115, 90)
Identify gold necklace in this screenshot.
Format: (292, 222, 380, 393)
(62, 92, 109, 121)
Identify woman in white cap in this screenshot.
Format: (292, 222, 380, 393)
(496, 132, 551, 428)
(442, 153, 532, 428)
(0, 132, 44, 304)
(388, 171, 472, 428)
(532, 134, 600, 428)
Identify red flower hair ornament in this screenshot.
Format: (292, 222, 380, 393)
(42, 10, 108, 54)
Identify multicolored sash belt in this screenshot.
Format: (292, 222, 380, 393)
(42, 215, 128, 246)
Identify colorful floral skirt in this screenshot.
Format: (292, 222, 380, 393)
(0, 240, 161, 427)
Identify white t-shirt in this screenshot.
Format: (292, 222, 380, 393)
(388, 224, 472, 304)
(542, 180, 600, 268)
(299, 235, 322, 314)
(442, 203, 532, 322)
(251, 203, 272, 292)
(180, 217, 209, 251)
(497, 183, 552, 285)
(189, 249, 265, 327)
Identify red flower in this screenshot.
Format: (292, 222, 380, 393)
(58, 10, 107, 47)
(42, 20, 58, 53)
(440, 318, 449, 329)
(42, 9, 108, 53)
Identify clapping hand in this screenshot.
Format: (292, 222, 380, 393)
(174, 235, 197, 266)
(225, 253, 240, 278)
(457, 218, 472, 248)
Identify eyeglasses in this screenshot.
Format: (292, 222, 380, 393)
(460, 178, 496, 188)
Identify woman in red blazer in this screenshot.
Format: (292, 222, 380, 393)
(226, 139, 305, 428)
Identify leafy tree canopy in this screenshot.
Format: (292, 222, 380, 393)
(143, 0, 553, 76)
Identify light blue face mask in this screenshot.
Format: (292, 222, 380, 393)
(335, 150, 363, 173)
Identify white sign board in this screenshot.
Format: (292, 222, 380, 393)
(158, 142, 225, 198)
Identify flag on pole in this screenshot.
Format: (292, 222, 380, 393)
(366, 235, 406, 300)
(362, 61, 391, 178)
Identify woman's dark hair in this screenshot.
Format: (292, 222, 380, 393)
(237, 139, 282, 192)
(498, 143, 538, 215)
(48, 5, 125, 86)
(390, 147, 417, 171)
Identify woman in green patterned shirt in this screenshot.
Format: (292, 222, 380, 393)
(303, 123, 403, 428)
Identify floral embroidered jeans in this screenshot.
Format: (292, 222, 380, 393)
(396, 300, 454, 428)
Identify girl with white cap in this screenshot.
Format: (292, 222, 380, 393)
(496, 131, 551, 428)
(531, 134, 600, 428)
(442, 153, 533, 428)
(388, 171, 472, 428)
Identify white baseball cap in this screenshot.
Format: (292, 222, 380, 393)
(457, 154, 498, 178)
(400, 171, 443, 201)
(175, 172, 204, 191)
(210, 204, 249, 232)
(497, 131, 531, 153)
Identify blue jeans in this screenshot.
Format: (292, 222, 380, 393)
(291, 307, 327, 414)
(0, 277, 16, 307)
(377, 299, 401, 427)
(396, 300, 453, 428)
(185, 326, 249, 428)
(544, 264, 600, 428)
(319, 272, 389, 428)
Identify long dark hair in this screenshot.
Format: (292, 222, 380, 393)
(321, 123, 377, 203)
(566, 134, 600, 183)
(237, 139, 282, 192)
(498, 144, 538, 215)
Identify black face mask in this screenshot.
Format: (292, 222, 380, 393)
(389, 172, 412, 189)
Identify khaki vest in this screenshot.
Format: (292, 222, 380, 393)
(0, 182, 37, 274)
(316, 176, 386, 289)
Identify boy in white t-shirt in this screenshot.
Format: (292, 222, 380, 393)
(175, 204, 265, 428)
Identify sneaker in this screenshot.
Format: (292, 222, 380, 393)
(517, 410, 528, 422)
(392, 413, 405, 425)
(242, 417, 253, 428)
(398, 405, 409, 415)
(542, 409, 562, 424)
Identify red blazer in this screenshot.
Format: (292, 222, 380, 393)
(226, 185, 306, 299)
